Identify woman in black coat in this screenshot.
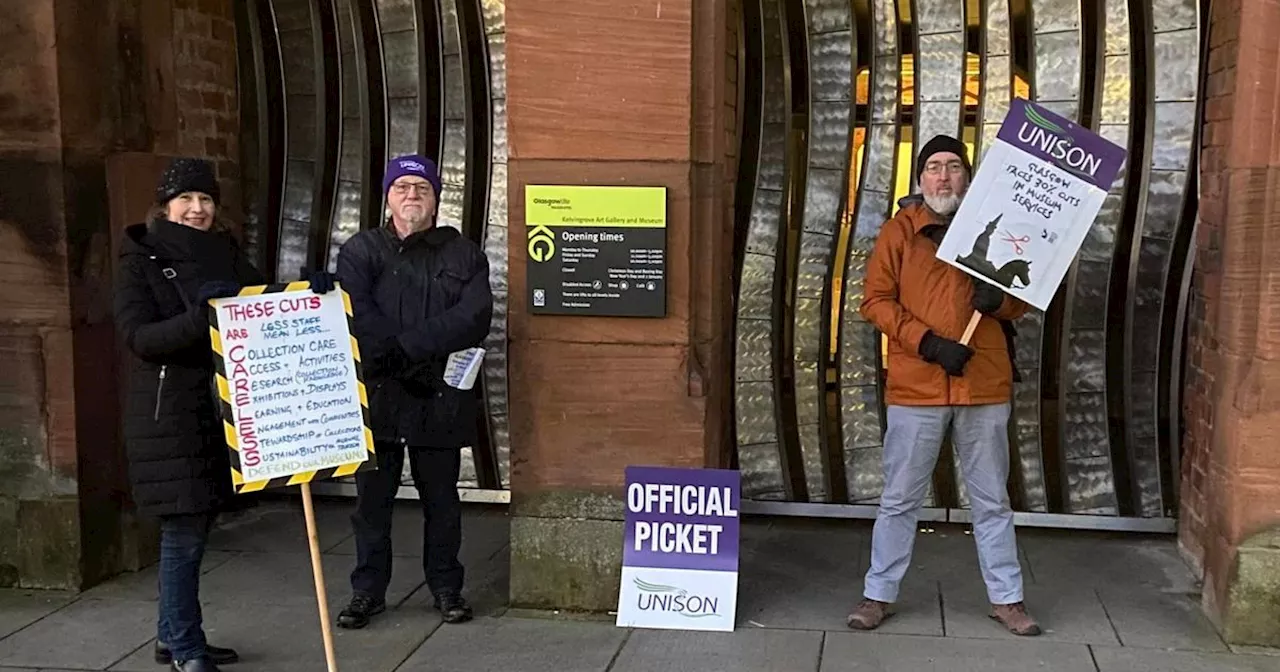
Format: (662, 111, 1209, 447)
(114, 158, 332, 672)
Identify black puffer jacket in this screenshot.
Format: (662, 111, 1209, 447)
(114, 219, 265, 517)
(335, 225, 492, 448)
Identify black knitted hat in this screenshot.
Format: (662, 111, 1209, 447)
(916, 135, 972, 179)
(155, 157, 221, 205)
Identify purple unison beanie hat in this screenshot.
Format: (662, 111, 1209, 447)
(382, 154, 442, 198)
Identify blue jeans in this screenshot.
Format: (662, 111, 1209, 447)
(158, 513, 214, 662)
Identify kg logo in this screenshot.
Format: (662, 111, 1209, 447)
(528, 224, 555, 262)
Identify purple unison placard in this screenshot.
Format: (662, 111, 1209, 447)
(996, 98, 1127, 192)
(623, 466, 741, 574)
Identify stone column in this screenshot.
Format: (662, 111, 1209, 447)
(505, 0, 736, 611)
(1179, 0, 1280, 647)
(0, 0, 241, 589)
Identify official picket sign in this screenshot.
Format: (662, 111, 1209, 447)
(209, 283, 376, 492)
(935, 98, 1128, 310)
(616, 466, 740, 632)
(525, 185, 667, 317)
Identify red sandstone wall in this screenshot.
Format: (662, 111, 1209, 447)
(1178, 0, 1280, 628)
(1179, 0, 1238, 576)
(171, 0, 242, 227)
(506, 0, 737, 495)
(0, 0, 241, 588)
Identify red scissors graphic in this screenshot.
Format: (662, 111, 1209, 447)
(1001, 230, 1030, 255)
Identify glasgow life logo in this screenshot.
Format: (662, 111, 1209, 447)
(633, 577, 719, 619)
(528, 224, 555, 263)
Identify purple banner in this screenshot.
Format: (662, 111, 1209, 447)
(622, 466, 741, 573)
(996, 98, 1127, 191)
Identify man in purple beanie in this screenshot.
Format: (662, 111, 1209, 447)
(333, 154, 493, 628)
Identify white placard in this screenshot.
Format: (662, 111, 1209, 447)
(616, 566, 738, 632)
(211, 285, 371, 487)
(935, 99, 1128, 311)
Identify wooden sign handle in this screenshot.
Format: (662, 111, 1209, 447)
(301, 483, 339, 672)
(960, 310, 982, 346)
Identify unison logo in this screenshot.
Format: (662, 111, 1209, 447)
(633, 577, 719, 619)
(1015, 106, 1102, 180)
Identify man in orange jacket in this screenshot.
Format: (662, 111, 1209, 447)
(846, 135, 1041, 636)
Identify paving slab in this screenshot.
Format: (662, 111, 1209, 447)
(850, 578, 944, 637)
(942, 579, 1119, 645)
(324, 504, 510, 570)
(1093, 646, 1280, 671)
(0, 590, 76, 641)
(610, 628, 823, 672)
(398, 617, 627, 672)
(405, 543, 510, 619)
(857, 524, 1034, 588)
(80, 551, 238, 602)
(1021, 531, 1197, 592)
(208, 500, 354, 554)
(111, 599, 440, 672)
(737, 518, 871, 632)
(1096, 586, 1228, 652)
(199, 551, 426, 610)
(821, 631, 1097, 672)
(0, 598, 155, 670)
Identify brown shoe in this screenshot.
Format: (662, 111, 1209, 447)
(991, 602, 1042, 636)
(847, 599, 892, 630)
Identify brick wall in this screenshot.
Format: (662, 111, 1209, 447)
(171, 0, 242, 227)
(1176, 0, 1280, 643)
(1178, 0, 1238, 574)
(0, 0, 242, 589)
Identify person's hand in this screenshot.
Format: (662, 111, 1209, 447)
(971, 279, 1005, 315)
(363, 337, 410, 376)
(918, 331, 974, 377)
(195, 280, 241, 305)
(302, 268, 336, 294)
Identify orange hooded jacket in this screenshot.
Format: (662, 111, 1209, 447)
(859, 198, 1028, 407)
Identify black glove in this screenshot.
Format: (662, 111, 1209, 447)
(971, 280, 1005, 315)
(919, 331, 974, 377)
(303, 268, 336, 294)
(363, 337, 411, 377)
(195, 280, 240, 305)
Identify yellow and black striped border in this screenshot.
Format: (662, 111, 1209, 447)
(208, 281, 377, 493)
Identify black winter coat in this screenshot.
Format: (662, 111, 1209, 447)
(114, 219, 265, 517)
(335, 225, 493, 448)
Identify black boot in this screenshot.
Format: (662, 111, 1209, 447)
(433, 592, 473, 624)
(155, 641, 239, 665)
(336, 593, 386, 629)
(171, 657, 220, 672)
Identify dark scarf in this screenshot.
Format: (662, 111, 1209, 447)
(148, 217, 239, 281)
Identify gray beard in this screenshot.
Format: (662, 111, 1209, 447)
(924, 192, 962, 216)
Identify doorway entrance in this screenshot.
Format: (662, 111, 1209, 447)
(728, 0, 1205, 532)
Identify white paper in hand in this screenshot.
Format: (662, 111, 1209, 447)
(443, 347, 485, 390)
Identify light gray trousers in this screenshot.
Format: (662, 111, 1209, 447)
(863, 403, 1024, 605)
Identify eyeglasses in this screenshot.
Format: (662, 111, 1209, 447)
(923, 161, 966, 175)
(391, 182, 433, 196)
